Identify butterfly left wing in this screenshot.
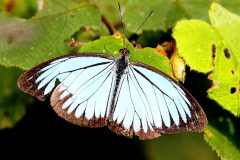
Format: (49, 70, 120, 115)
(109, 63, 207, 140)
(18, 55, 116, 127)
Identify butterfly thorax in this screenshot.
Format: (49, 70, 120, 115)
(116, 48, 129, 75)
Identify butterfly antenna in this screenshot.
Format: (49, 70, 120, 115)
(116, 1, 127, 47)
(135, 10, 154, 33)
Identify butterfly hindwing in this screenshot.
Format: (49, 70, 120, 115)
(109, 63, 207, 139)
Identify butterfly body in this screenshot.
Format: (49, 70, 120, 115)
(109, 48, 129, 117)
(18, 48, 207, 140)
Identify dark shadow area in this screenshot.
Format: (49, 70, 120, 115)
(129, 30, 173, 48)
(184, 66, 240, 148)
(0, 100, 145, 159)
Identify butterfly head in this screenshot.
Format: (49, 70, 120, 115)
(119, 48, 129, 57)
(118, 48, 129, 69)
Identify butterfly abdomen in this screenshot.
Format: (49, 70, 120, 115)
(108, 57, 128, 119)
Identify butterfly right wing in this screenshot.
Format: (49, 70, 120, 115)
(18, 55, 116, 127)
(109, 63, 207, 139)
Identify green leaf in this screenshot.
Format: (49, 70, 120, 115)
(126, 0, 240, 32)
(173, 3, 240, 116)
(173, 19, 220, 73)
(80, 35, 172, 75)
(130, 47, 172, 75)
(89, 0, 203, 32)
(145, 133, 217, 160)
(172, 3, 240, 159)
(80, 35, 124, 58)
(204, 125, 240, 160)
(89, 0, 119, 23)
(35, 0, 87, 17)
(215, 0, 240, 16)
(208, 2, 240, 116)
(0, 66, 30, 128)
(93, 0, 240, 33)
(124, 0, 173, 32)
(110, 0, 210, 32)
(0, 0, 37, 19)
(0, 1, 105, 70)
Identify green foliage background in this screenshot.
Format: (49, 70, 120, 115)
(1, 0, 240, 159)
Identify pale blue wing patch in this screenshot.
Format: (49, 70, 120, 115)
(36, 56, 112, 95)
(111, 64, 193, 135)
(132, 65, 192, 125)
(112, 68, 156, 133)
(61, 62, 115, 120)
(35, 56, 115, 122)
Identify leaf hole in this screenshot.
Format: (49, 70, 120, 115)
(230, 87, 236, 94)
(231, 70, 235, 74)
(212, 44, 216, 58)
(224, 48, 231, 59)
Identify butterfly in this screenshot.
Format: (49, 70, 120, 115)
(17, 47, 207, 140)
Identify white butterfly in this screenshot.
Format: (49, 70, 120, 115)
(18, 48, 207, 139)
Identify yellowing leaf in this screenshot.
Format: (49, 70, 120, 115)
(173, 19, 221, 73)
(173, 3, 240, 116)
(208, 2, 240, 116)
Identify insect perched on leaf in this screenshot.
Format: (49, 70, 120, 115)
(17, 46, 207, 139)
(17, 3, 207, 140)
